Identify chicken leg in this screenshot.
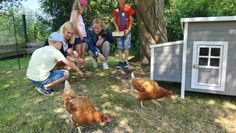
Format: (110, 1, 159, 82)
(140, 101, 144, 108)
(152, 100, 162, 108)
(77, 127, 82, 133)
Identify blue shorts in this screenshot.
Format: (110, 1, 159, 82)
(29, 70, 65, 87)
(117, 33, 131, 50)
(74, 37, 86, 45)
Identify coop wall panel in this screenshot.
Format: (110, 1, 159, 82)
(152, 44, 183, 82)
(184, 21, 236, 96)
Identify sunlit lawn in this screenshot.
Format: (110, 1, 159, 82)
(0, 55, 236, 133)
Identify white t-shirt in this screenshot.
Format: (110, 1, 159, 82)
(70, 14, 87, 37)
(26, 46, 66, 81)
(62, 42, 69, 52)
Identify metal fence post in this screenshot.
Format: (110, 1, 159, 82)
(22, 14, 28, 43)
(12, 11, 21, 69)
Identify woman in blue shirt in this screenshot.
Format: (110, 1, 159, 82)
(86, 18, 113, 69)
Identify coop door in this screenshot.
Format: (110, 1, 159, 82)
(191, 41, 228, 91)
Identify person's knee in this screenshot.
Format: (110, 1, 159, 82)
(103, 41, 110, 47)
(75, 44, 81, 51)
(67, 48, 73, 55)
(102, 41, 110, 51)
(73, 51, 79, 57)
(88, 50, 96, 58)
(124, 42, 131, 50)
(64, 70, 70, 79)
(76, 58, 84, 64)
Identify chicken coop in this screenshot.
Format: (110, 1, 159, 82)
(150, 16, 236, 98)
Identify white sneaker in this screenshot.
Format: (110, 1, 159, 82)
(103, 62, 109, 69)
(93, 59, 98, 68)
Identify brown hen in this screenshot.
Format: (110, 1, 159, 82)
(63, 80, 109, 133)
(131, 73, 173, 108)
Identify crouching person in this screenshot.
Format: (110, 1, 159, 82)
(26, 32, 83, 95)
(86, 18, 113, 69)
(44, 21, 84, 72)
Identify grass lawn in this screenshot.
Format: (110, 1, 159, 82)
(0, 56, 236, 133)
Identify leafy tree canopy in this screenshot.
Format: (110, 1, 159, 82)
(165, 0, 236, 41)
(40, 0, 120, 31)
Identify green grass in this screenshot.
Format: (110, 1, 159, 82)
(0, 56, 236, 133)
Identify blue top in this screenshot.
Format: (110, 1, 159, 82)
(86, 27, 114, 55)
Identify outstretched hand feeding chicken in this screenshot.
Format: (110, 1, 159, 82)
(131, 73, 173, 108)
(63, 80, 109, 133)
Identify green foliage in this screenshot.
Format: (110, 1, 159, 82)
(84, 0, 117, 27)
(24, 11, 51, 42)
(0, 1, 25, 45)
(2, 0, 236, 53)
(40, 0, 118, 31)
(0, 0, 49, 45)
(40, 0, 139, 55)
(0, 11, 25, 45)
(165, 0, 236, 41)
(40, 0, 236, 55)
(40, 0, 72, 31)
(207, 0, 236, 16)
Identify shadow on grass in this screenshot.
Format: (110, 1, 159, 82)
(0, 57, 235, 132)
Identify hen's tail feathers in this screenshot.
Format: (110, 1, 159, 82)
(64, 80, 71, 89)
(131, 72, 135, 79)
(130, 72, 135, 95)
(64, 80, 74, 97)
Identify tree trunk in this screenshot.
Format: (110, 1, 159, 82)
(134, 0, 168, 64)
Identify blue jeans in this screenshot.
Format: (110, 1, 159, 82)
(29, 70, 65, 88)
(117, 32, 131, 50)
(74, 37, 86, 45)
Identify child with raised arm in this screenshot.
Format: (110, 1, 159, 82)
(70, 0, 87, 70)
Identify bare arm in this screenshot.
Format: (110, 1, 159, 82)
(96, 38, 105, 46)
(71, 10, 84, 40)
(62, 58, 83, 77)
(113, 17, 119, 31)
(125, 16, 133, 35)
(67, 48, 74, 56)
(98, 53, 106, 61)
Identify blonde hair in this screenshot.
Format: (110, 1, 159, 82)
(59, 21, 75, 44)
(92, 18, 105, 29)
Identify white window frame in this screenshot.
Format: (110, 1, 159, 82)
(191, 41, 228, 91)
